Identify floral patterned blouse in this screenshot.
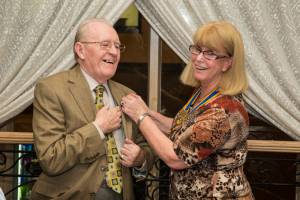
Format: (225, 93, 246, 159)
(169, 93, 254, 200)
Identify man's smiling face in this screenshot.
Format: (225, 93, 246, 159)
(77, 21, 121, 83)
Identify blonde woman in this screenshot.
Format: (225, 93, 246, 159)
(122, 21, 254, 200)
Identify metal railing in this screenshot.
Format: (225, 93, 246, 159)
(1, 132, 300, 200)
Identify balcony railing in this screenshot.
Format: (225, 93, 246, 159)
(1, 132, 300, 200)
(1, 131, 300, 152)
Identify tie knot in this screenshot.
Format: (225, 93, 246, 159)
(94, 84, 105, 109)
(94, 84, 104, 97)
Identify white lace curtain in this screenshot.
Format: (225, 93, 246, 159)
(0, 0, 133, 125)
(135, 0, 300, 140)
(1, 0, 300, 140)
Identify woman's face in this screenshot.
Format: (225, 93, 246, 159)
(190, 45, 232, 87)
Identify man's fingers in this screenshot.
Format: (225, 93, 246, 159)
(124, 138, 134, 144)
(121, 147, 130, 155)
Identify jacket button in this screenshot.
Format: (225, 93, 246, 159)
(101, 166, 107, 171)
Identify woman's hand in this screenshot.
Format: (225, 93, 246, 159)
(121, 93, 149, 123)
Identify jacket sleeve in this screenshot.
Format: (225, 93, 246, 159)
(32, 80, 106, 176)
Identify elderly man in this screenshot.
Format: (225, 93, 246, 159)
(31, 18, 154, 200)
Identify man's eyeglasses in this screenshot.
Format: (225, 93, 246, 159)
(80, 41, 126, 52)
(189, 45, 230, 60)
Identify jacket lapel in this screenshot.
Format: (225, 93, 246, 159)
(108, 80, 133, 140)
(68, 66, 96, 123)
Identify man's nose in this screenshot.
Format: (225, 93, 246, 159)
(108, 45, 119, 54)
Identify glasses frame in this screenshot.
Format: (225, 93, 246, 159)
(80, 41, 126, 52)
(189, 45, 230, 60)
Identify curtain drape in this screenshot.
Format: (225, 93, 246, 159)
(135, 0, 300, 140)
(0, 0, 133, 125)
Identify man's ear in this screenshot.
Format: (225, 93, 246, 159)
(222, 58, 232, 72)
(74, 42, 85, 59)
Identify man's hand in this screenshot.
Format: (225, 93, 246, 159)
(120, 139, 145, 167)
(94, 106, 122, 134)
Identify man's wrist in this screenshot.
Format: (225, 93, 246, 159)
(136, 149, 146, 167)
(93, 121, 105, 139)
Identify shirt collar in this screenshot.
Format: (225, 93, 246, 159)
(80, 67, 109, 91)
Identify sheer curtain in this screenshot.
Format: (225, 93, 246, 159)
(0, 0, 133, 125)
(135, 0, 300, 140)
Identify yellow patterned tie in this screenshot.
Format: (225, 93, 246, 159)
(94, 85, 122, 194)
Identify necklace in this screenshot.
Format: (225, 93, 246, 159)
(174, 88, 220, 127)
(186, 88, 220, 113)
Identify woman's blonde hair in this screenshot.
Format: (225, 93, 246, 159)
(180, 21, 248, 95)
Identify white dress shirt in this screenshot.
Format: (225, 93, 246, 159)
(80, 68, 124, 153)
(0, 187, 5, 200)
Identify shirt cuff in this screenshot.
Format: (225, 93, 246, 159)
(92, 121, 105, 139)
(132, 160, 148, 179)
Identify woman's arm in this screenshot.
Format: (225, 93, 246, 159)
(121, 93, 188, 170)
(148, 110, 173, 135)
(138, 115, 187, 170)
